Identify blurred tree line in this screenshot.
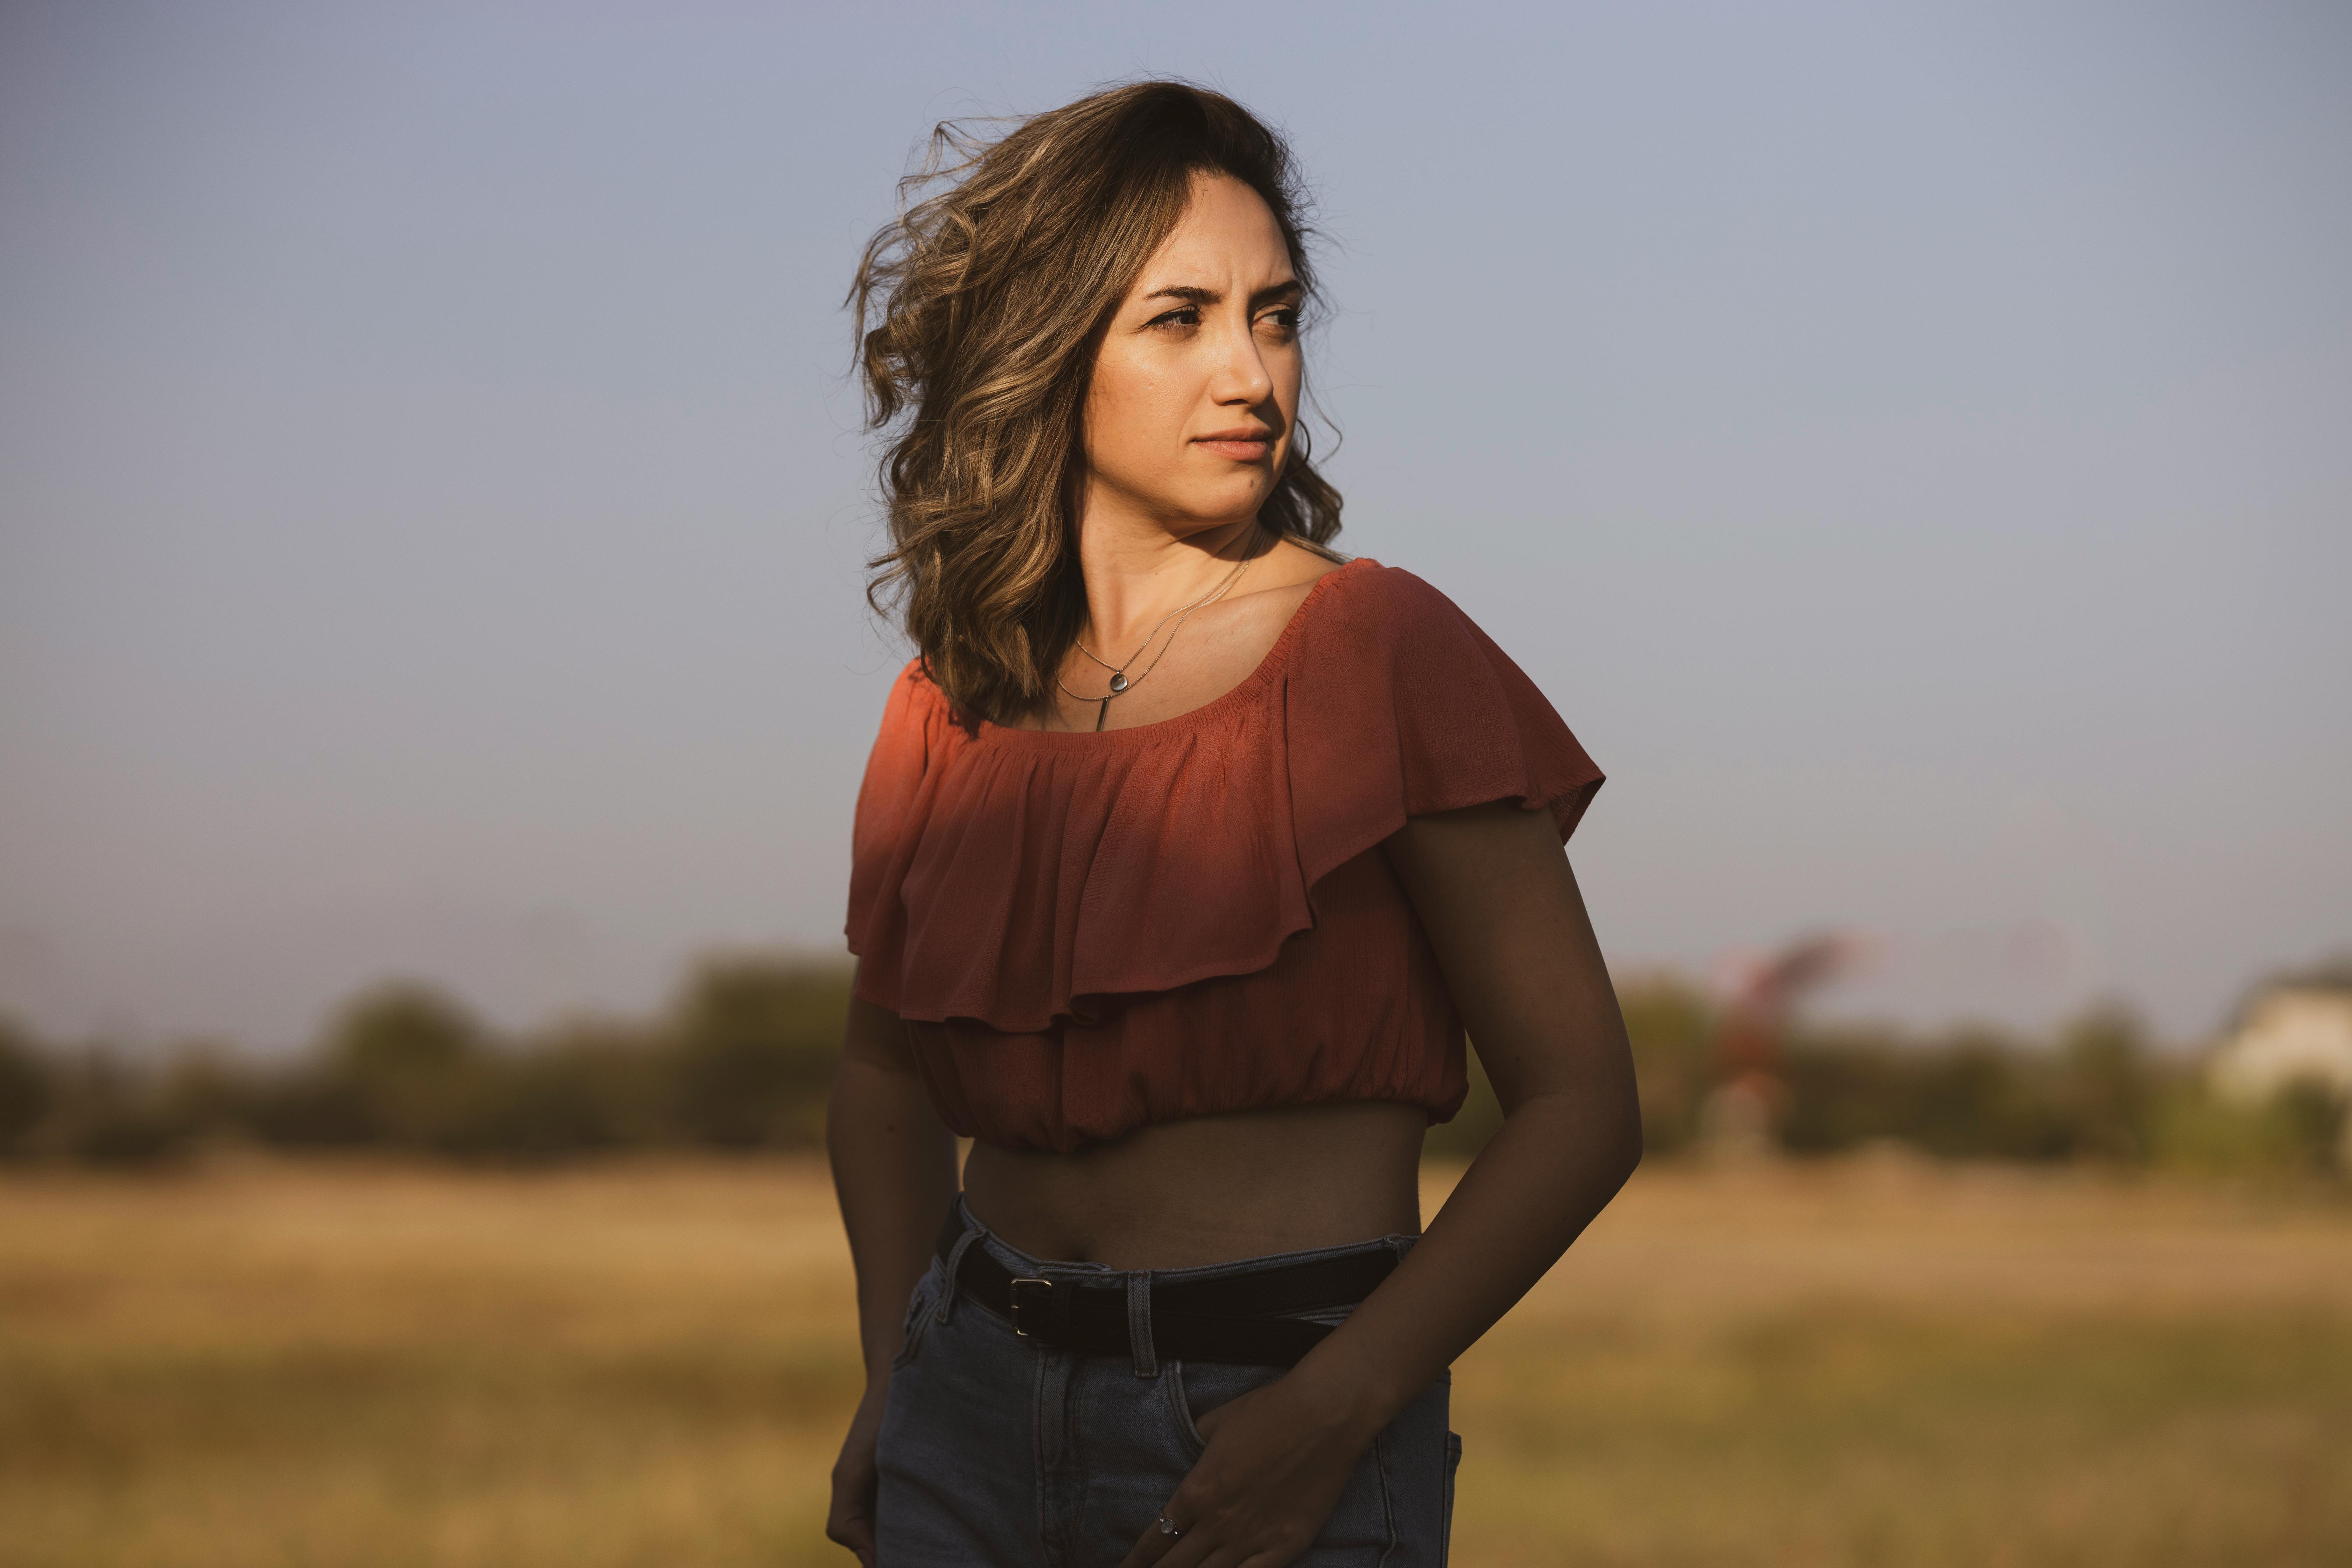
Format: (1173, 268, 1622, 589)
(0, 961, 2342, 1176)
(1424, 974, 2348, 1179)
(0, 956, 846, 1167)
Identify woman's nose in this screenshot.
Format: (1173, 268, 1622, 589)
(1209, 324, 1275, 406)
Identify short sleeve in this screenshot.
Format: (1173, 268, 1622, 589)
(1284, 566, 1603, 887)
(844, 659, 941, 1010)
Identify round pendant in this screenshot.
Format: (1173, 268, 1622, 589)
(1108, 671, 1130, 694)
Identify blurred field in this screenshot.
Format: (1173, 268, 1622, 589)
(3, 1155, 2349, 1568)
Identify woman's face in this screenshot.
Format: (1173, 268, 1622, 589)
(1082, 173, 1303, 538)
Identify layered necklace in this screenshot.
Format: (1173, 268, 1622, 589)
(1054, 528, 1260, 732)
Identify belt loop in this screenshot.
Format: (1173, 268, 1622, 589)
(1126, 1270, 1158, 1378)
(937, 1228, 981, 1326)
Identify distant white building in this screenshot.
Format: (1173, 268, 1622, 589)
(2209, 975, 2352, 1103)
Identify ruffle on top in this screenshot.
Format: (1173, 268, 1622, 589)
(846, 559, 1603, 1035)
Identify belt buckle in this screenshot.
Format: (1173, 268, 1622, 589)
(1007, 1276, 1055, 1339)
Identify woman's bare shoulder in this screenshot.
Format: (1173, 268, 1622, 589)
(1226, 536, 1349, 608)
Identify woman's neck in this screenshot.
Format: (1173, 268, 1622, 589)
(1075, 514, 1263, 653)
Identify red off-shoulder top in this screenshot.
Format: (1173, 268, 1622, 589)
(844, 557, 1603, 1154)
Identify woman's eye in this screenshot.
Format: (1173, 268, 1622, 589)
(1147, 306, 1202, 329)
(1259, 307, 1300, 333)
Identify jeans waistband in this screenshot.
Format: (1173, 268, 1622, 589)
(946, 1191, 1419, 1285)
(930, 1193, 1419, 1375)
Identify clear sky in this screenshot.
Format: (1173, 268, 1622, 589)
(2, 0, 2346, 1051)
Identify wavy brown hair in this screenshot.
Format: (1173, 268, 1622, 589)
(849, 80, 1342, 725)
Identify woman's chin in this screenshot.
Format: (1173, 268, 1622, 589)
(1153, 483, 1275, 532)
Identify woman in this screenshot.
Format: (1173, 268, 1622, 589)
(827, 82, 1640, 1567)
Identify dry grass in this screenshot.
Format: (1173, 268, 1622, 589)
(2, 1153, 2348, 1566)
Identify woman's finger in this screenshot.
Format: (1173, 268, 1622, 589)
(825, 1469, 876, 1557)
(822, 1507, 874, 1562)
(1116, 1516, 1179, 1568)
(1120, 1499, 1223, 1568)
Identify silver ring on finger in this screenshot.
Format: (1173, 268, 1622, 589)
(1157, 1513, 1184, 1538)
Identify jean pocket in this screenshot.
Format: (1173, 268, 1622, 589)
(1162, 1358, 1283, 1461)
(888, 1267, 939, 1372)
(1164, 1359, 1395, 1559)
(1440, 1430, 1462, 1565)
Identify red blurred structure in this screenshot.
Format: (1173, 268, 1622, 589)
(1704, 933, 1870, 1157)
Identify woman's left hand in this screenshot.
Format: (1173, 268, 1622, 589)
(1118, 1367, 1376, 1567)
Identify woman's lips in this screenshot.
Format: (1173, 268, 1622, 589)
(1193, 432, 1275, 461)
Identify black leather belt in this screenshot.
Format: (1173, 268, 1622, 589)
(935, 1204, 1399, 1368)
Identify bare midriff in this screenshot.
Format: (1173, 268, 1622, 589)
(959, 1100, 1428, 1270)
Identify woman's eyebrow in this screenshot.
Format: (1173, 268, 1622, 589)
(1139, 279, 1303, 309)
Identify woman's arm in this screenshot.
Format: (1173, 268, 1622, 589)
(825, 975, 960, 1566)
(1125, 799, 1642, 1568)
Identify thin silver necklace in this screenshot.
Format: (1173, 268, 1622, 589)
(1053, 530, 1259, 732)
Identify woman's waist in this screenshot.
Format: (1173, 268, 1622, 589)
(959, 1100, 1426, 1270)
(910, 1020, 1469, 1155)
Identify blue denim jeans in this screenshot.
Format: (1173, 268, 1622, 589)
(874, 1194, 1460, 1567)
